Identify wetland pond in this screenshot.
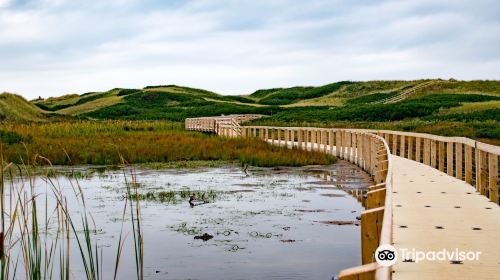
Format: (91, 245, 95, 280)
(9, 160, 372, 280)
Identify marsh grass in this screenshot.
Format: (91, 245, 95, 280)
(0, 146, 144, 280)
(0, 121, 336, 167)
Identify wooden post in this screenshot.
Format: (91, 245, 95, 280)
(423, 138, 430, 165)
(336, 131, 342, 157)
(271, 129, 275, 145)
(475, 148, 480, 191)
(277, 129, 281, 146)
(241, 127, 247, 137)
(284, 129, 289, 147)
(438, 141, 445, 172)
(400, 135, 405, 158)
(323, 130, 328, 153)
(392, 134, 397, 155)
(361, 207, 384, 265)
(456, 143, 463, 180)
(447, 142, 454, 176)
(357, 134, 362, 165)
(478, 150, 488, 195)
(298, 129, 303, 150)
(329, 130, 334, 154)
(415, 137, 422, 162)
(489, 154, 499, 204)
(290, 130, 295, 148)
(407, 136, 414, 160)
(431, 140, 437, 168)
(465, 145, 473, 184)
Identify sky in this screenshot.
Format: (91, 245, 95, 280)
(1, 0, 499, 99)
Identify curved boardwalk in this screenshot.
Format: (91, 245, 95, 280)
(185, 115, 500, 280)
(392, 155, 500, 280)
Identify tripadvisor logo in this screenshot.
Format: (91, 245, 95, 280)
(375, 244, 482, 266)
(375, 244, 397, 267)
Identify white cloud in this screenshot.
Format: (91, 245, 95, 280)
(0, 0, 499, 99)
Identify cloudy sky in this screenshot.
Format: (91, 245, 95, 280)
(1, 0, 499, 99)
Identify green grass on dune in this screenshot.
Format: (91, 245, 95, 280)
(0, 92, 49, 122)
(2, 79, 499, 143)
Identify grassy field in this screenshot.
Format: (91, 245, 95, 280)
(2, 79, 499, 143)
(0, 121, 336, 167)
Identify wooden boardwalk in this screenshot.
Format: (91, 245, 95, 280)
(185, 115, 500, 280)
(392, 155, 500, 280)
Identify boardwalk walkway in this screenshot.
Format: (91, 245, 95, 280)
(392, 155, 500, 280)
(185, 115, 500, 280)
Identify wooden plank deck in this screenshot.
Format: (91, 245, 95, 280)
(392, 155, 500, 280)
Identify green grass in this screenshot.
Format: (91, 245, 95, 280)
(0, 93, 50, 122)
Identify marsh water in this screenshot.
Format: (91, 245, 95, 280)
(7, 160, 372, 280)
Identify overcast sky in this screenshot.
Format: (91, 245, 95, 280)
(1, 0, 499, 99)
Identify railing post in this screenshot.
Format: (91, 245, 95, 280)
(423, 138, 430, 165)
(489, 154, 499, 204)
(439, 141, 445, 172)
(290, 129, 295, 148)
(329, 130, 334, 155)
(478, 150, 488, 195)
(323, 130, 328, 153)
(407, 136, 414, 160)
(431, 140, 437, 168)
(447, 142, 454, 176)
(456, 143, 463, 180)
(311, 130, 316, 151)
(336, 131, 342, 157)
(465, 145, 473, 184)
(392, 134, 397, 155)
(298, 129, 303, 150)
(277, 129, 281, 146)
(284, 129, 289, 147)
(400, 135, 405, 158)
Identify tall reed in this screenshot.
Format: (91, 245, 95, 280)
(0, 144, 144, 280)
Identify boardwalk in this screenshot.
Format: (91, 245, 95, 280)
(185, 115, 500, 280)
(392, 155, 500, 280)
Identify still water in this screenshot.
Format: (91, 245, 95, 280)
(9, 160, 372, 280)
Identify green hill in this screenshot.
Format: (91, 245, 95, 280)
(0, 93, 49, 122)
(2, 79, 498, 142)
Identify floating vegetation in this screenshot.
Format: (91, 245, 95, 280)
(171, 222, 203, 235)
(295, 209, 327, 213)
(320, 193, 346, 198)
(280, 239, 296, 243)
(130, 188, 221, 204)
(318, 220, 358, 226)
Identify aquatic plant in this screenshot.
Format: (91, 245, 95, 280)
(0, 147, 144, 280)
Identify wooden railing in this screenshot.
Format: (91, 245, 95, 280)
(239, 126, 393, 279)
(185, 114, 264, 136)
(185, 117, 500, 280)
(363, 130, 500, 205)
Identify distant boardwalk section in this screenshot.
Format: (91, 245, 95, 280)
(185, 114, 264, 136)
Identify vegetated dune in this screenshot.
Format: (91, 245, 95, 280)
(0, 92, 48, 122)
